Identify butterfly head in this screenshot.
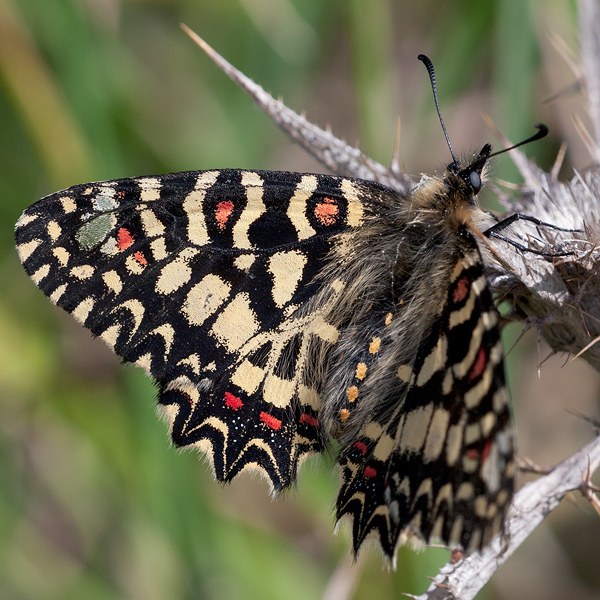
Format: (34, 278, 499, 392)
(446, 143, 493, 198)
(418, 54, 548, 202)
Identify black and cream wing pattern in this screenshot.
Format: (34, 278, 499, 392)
(15, 170, 365, 488)
(16, 164, 515, 558)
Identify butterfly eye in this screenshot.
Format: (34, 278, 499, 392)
(469, 171, 481, 194)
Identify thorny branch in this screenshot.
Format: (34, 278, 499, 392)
(411, 432, 600, 600)
(183, 0, 600, 595)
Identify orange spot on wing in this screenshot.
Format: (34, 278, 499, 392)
(466, 439, 493, 463)
(355, 363, 367, 380)
(133, 251, 147, 265)
(347, 386, 359, 402)
(225, 392, 243, 410)
(314, 197, 339, 226)
(117, 228, 134, 251)
(260, 412, 282, 430)
(369, 337, 381, 354)
(215, 201, 234, 230)
(452, 275, 470, 304)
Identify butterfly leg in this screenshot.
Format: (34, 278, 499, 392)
(483, 213, 582, 257)
(484, 213, 582, 235)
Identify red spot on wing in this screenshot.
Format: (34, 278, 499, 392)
(364, 466, 377, 478)
(133, 251, 147, 266)
(117, 228, 134, 251)
(260, 412, 282, 430)
(481, 439, 493, 463)
(353, 441, 368, 455)
(215, 201, 234, 230)
(314, 197, 339, 226)
(299, 413, 319, 427)
(225, 392, 243, 410)
(452, 275, 470, 304)
(468, 347, 487, 382)
(466, 439, 493, 462)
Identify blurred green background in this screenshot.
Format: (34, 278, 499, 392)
(1, 0, 600, 599)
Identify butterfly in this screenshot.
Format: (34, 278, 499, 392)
(14, 51, 546, 559)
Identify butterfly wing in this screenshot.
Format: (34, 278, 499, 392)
(15, 169, 369, 488)
(334, 234, 514, 556)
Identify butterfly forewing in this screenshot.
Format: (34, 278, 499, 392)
(15, 169, 369, 488)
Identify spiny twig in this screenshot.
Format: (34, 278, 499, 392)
(181, 24, 413, 194)
(414, 431, 600, 600)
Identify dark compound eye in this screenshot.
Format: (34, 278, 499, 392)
(469, 171, 481, 194)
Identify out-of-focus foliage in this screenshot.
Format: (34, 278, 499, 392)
(1, 1, 599, 599)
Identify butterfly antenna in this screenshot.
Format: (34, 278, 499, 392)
(418, 54, 457, 164)
(467, 123, 549, 173)
(487, 123, 549, 159)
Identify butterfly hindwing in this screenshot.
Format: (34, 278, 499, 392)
(15, 169, 370, 488)
(335, 233, 514, 555)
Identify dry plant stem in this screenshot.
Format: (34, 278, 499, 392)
(411, 432, 600, 600)
(579, 0, 600, 155)
(580, 458, 600, 517)
(181, 24, 413, 193)
(514, 455, 552, 474)
(322, 552, 365, 600)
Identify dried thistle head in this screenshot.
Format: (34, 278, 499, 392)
(482, 0, 600, 372)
